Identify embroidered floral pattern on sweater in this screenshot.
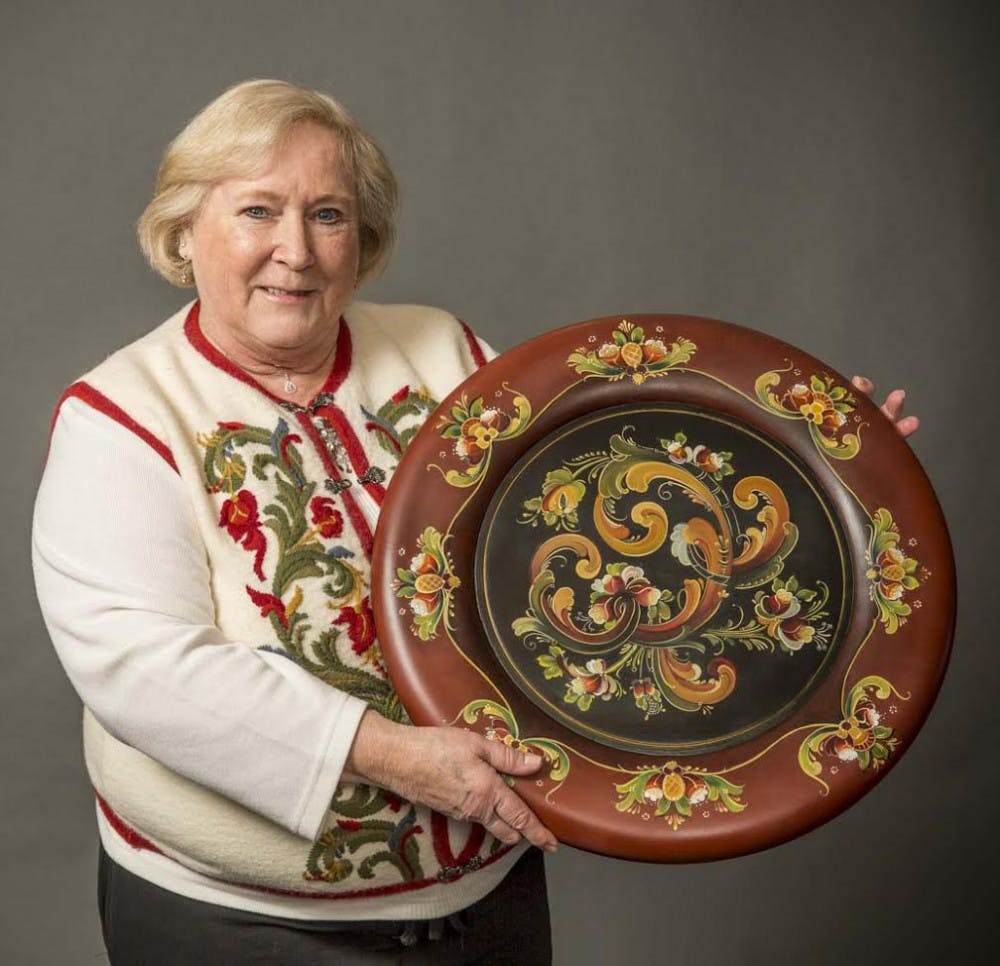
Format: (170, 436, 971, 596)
(305, 786, 424, 884)
(361, 384, 438, 467)
(198, 419, 401, 719)
(198, 409, 500, 891)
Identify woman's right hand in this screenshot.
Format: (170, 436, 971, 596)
(344, 710, 559, 852)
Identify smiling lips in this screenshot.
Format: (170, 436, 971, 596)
(260, 285, 316, 300)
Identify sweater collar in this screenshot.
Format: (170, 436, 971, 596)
(183, 300, 352, 407)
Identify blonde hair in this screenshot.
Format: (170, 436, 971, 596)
(138, 79, 398, 287)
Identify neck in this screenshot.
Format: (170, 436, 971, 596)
(198, 313, 340, 403)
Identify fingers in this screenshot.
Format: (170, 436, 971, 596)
(852, 376, 920, 438)
(469, 798, 520, 845)
(474, 739, 558, 851)
(467, 792, 553, 851)
(354, 721, 560, 852)
(880, 388, 906, 421)
(493, 792, 559, 852)
(481, 738, 544, 776)
(880, 389, 919, 436)
(450, 772, 558, 851)
(851, 374, 875, 396)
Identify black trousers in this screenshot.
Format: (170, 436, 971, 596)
(98, 844, 551, 965)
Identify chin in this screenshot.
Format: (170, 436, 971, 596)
(249, 313, 324, 349)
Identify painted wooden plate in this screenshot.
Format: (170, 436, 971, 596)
(372, 314, 955, 861)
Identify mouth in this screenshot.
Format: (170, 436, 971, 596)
(258, 285, 317, 301)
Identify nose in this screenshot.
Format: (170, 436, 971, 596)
(271, 212, 314, 270)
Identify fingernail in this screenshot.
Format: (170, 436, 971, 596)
(544, 841, 558, 853)
(523, 753, 542, 767)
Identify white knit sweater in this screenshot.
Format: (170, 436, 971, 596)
(32, 300, 526, 920)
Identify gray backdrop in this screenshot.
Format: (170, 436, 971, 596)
(3, 1, 996, 963)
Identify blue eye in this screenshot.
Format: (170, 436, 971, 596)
(315, 208, 343, 224)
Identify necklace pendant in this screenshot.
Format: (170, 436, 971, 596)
(284, 372, 297, 394)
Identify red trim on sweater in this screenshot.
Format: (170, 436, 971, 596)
(182, 299, 376, 534)
(295, 414, 375, 559)
(183, 301, 352, 404)
(99, 791, 514, 901)
(53, 383, 178, 473)
(431, 811, 487, 868)
(234, 841, 514, 902)
(431, 811, 456, 865)
(97, 794, 164, 854)
(459, 320, 489, 369)
(456, 822, 487, 866)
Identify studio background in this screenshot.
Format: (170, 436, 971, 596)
(2, 1, 996, 963)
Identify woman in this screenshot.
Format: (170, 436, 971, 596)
(32, 79, 916, 964)
(33, 79, 555, 964)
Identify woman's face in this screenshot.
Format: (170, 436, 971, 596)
(184, 123, 360, 358)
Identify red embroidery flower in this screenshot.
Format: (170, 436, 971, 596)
(335, 597, 378, 661)
(391, 385, 411, 403)
(220, 490, 267, 580)
(245, 586, 289, 627)
(310, 496, 344, 539)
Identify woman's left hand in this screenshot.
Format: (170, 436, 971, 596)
(851, 375, 920, 438)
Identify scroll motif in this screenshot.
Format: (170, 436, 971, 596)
(798, 675, 904, 792)
(755, 369, 861, 459)
(434, 388, 532, 487)
(460, 700, 571, 794)
(510, 431, 832, 717)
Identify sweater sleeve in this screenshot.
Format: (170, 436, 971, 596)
(32, 397, 367, 841)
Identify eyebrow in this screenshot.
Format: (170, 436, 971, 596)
(231, 189, 355, 207)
